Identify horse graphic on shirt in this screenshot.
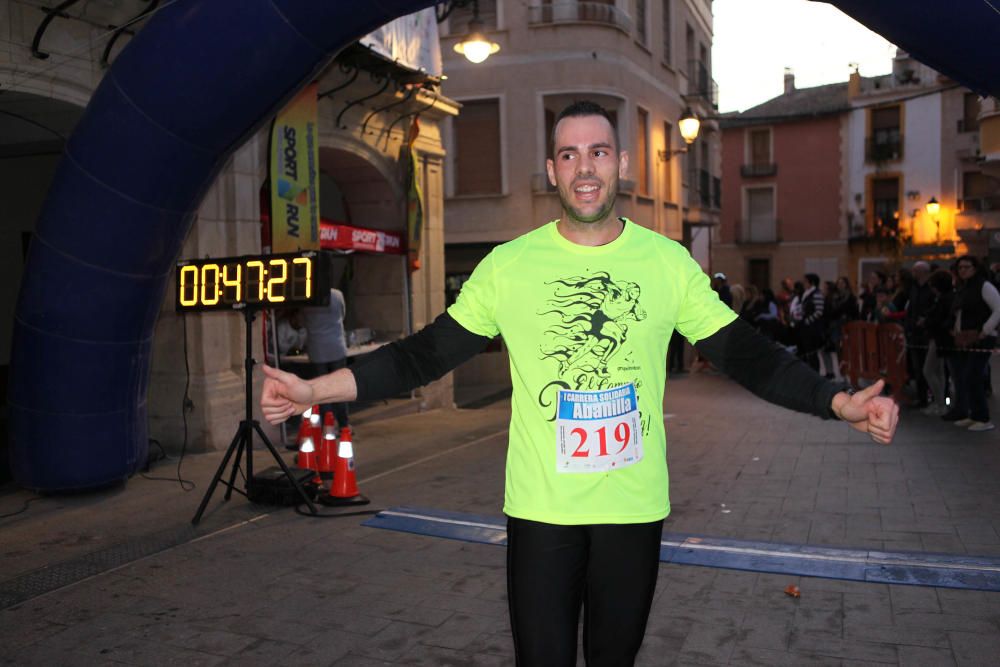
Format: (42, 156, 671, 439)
(537, 271, 646, 389)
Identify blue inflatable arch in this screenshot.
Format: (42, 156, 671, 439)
(9, 0, 433, 491)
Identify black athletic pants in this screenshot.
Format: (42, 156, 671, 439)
(506, 517, 664, 666)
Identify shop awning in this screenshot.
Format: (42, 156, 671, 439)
(320, 219, 405, 255)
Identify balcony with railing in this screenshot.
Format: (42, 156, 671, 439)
(958, 196, 1000, 212)
(865, 137, 903, 163)
(847, 216, 904, 253)
(686, 59, 719, 110)
(957, 118, 980, 134)
(740, 163, 777, 178)
(736, 219, 781, 244)
(528, 1, 632, 34)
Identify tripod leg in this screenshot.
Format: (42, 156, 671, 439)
(253, 421, 319, 515)
(192, 425, 247, 525)
(224, 423, 251, 501)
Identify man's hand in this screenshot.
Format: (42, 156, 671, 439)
(831, 379, 899, 444)
(260, 365, 315, 425)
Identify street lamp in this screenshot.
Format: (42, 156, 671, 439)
(658, 108, 701, 160)
(439, 1, 500, 64)
(926, 196, 940, 243)
(678, 108, 701, 144)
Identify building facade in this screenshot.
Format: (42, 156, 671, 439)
(717, 72, 849, 291)
(717, 53, 1000, 292)
(844, 52, 1000, 278)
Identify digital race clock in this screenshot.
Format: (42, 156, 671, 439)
(175, 251, 330, 312)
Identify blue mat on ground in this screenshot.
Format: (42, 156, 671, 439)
(363, 506, 1000, 592)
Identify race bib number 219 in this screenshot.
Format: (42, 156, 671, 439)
(556, 384, 643, 473)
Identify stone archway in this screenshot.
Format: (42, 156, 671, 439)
(319, 146, 409, 341)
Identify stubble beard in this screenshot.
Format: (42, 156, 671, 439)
(560, 177, 619, 225)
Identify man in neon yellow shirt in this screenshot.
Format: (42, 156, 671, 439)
(261, 101, 899, 666)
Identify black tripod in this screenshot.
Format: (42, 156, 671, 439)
(192, 307, 317, 524)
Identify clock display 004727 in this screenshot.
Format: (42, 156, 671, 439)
(175, 251, 329, 312)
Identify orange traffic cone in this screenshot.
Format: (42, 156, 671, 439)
(297, 435, 322, 485)
(319, 426, 369, 506)
(289, 407, 312, 452)
(309, 405, 322, 440)
(317, 412, 337, 480)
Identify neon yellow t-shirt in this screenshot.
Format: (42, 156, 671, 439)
(447, 219, 736, 524)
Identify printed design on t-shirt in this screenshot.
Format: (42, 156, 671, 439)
(536, 271, 647, 420)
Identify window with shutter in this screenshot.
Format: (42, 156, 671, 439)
(454, 99, 502, 195)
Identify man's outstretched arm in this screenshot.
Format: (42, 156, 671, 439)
(694, 317, 899, 444)
(261, 312, 492, 424)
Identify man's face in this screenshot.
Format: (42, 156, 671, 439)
(546, 114, 628, 225)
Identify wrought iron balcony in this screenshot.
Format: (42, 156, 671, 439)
(736, 219, 781, 244)
(957, 118, 979, 133)
(528, 2, 632, 34)
(699, 169, 711, 207)
(686, 59, 719, 110)
(958, 196, 1000, 212)
(740, 163, 777, 178)
(865, 137, 903, 163)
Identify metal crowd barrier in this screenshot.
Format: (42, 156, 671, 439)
(839, 322, 908, 402)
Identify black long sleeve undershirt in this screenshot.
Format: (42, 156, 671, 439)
(351, 312, 492, 401)
(352, 312, 843, 420)
(693, 317, 842, 420)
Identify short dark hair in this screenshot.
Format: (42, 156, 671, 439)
(551, 100, 619, 155)
(804, 273, 820, 287)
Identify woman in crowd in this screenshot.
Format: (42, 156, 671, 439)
(859, 270, 886, 322)
(834, 276, 860, 323)
(885, 268, 910, 323)
(941, 256, 1000, 431)
(739, 284, 760, 322)
(921, 269, 956, 417)
(730, 283, 746, 318)
(754, 288, 781, 340)
(818, 281, 841, 378)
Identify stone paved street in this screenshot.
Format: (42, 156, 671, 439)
(2, 360, 999, 666)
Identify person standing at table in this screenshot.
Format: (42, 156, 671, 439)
(303, 287, 350, 430)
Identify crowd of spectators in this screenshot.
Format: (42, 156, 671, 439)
(706, 258, 1000, 432)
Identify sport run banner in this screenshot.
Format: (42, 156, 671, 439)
(270, 82, 319, 252)
(320, 220, 405, 255)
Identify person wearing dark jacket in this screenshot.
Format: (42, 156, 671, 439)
(826, 277, 859, 372)
(904, 262, 935, 407)
(941, 256, 1000, 431)
(798, 273, 825, 371)
(921, 269, 955, 416)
